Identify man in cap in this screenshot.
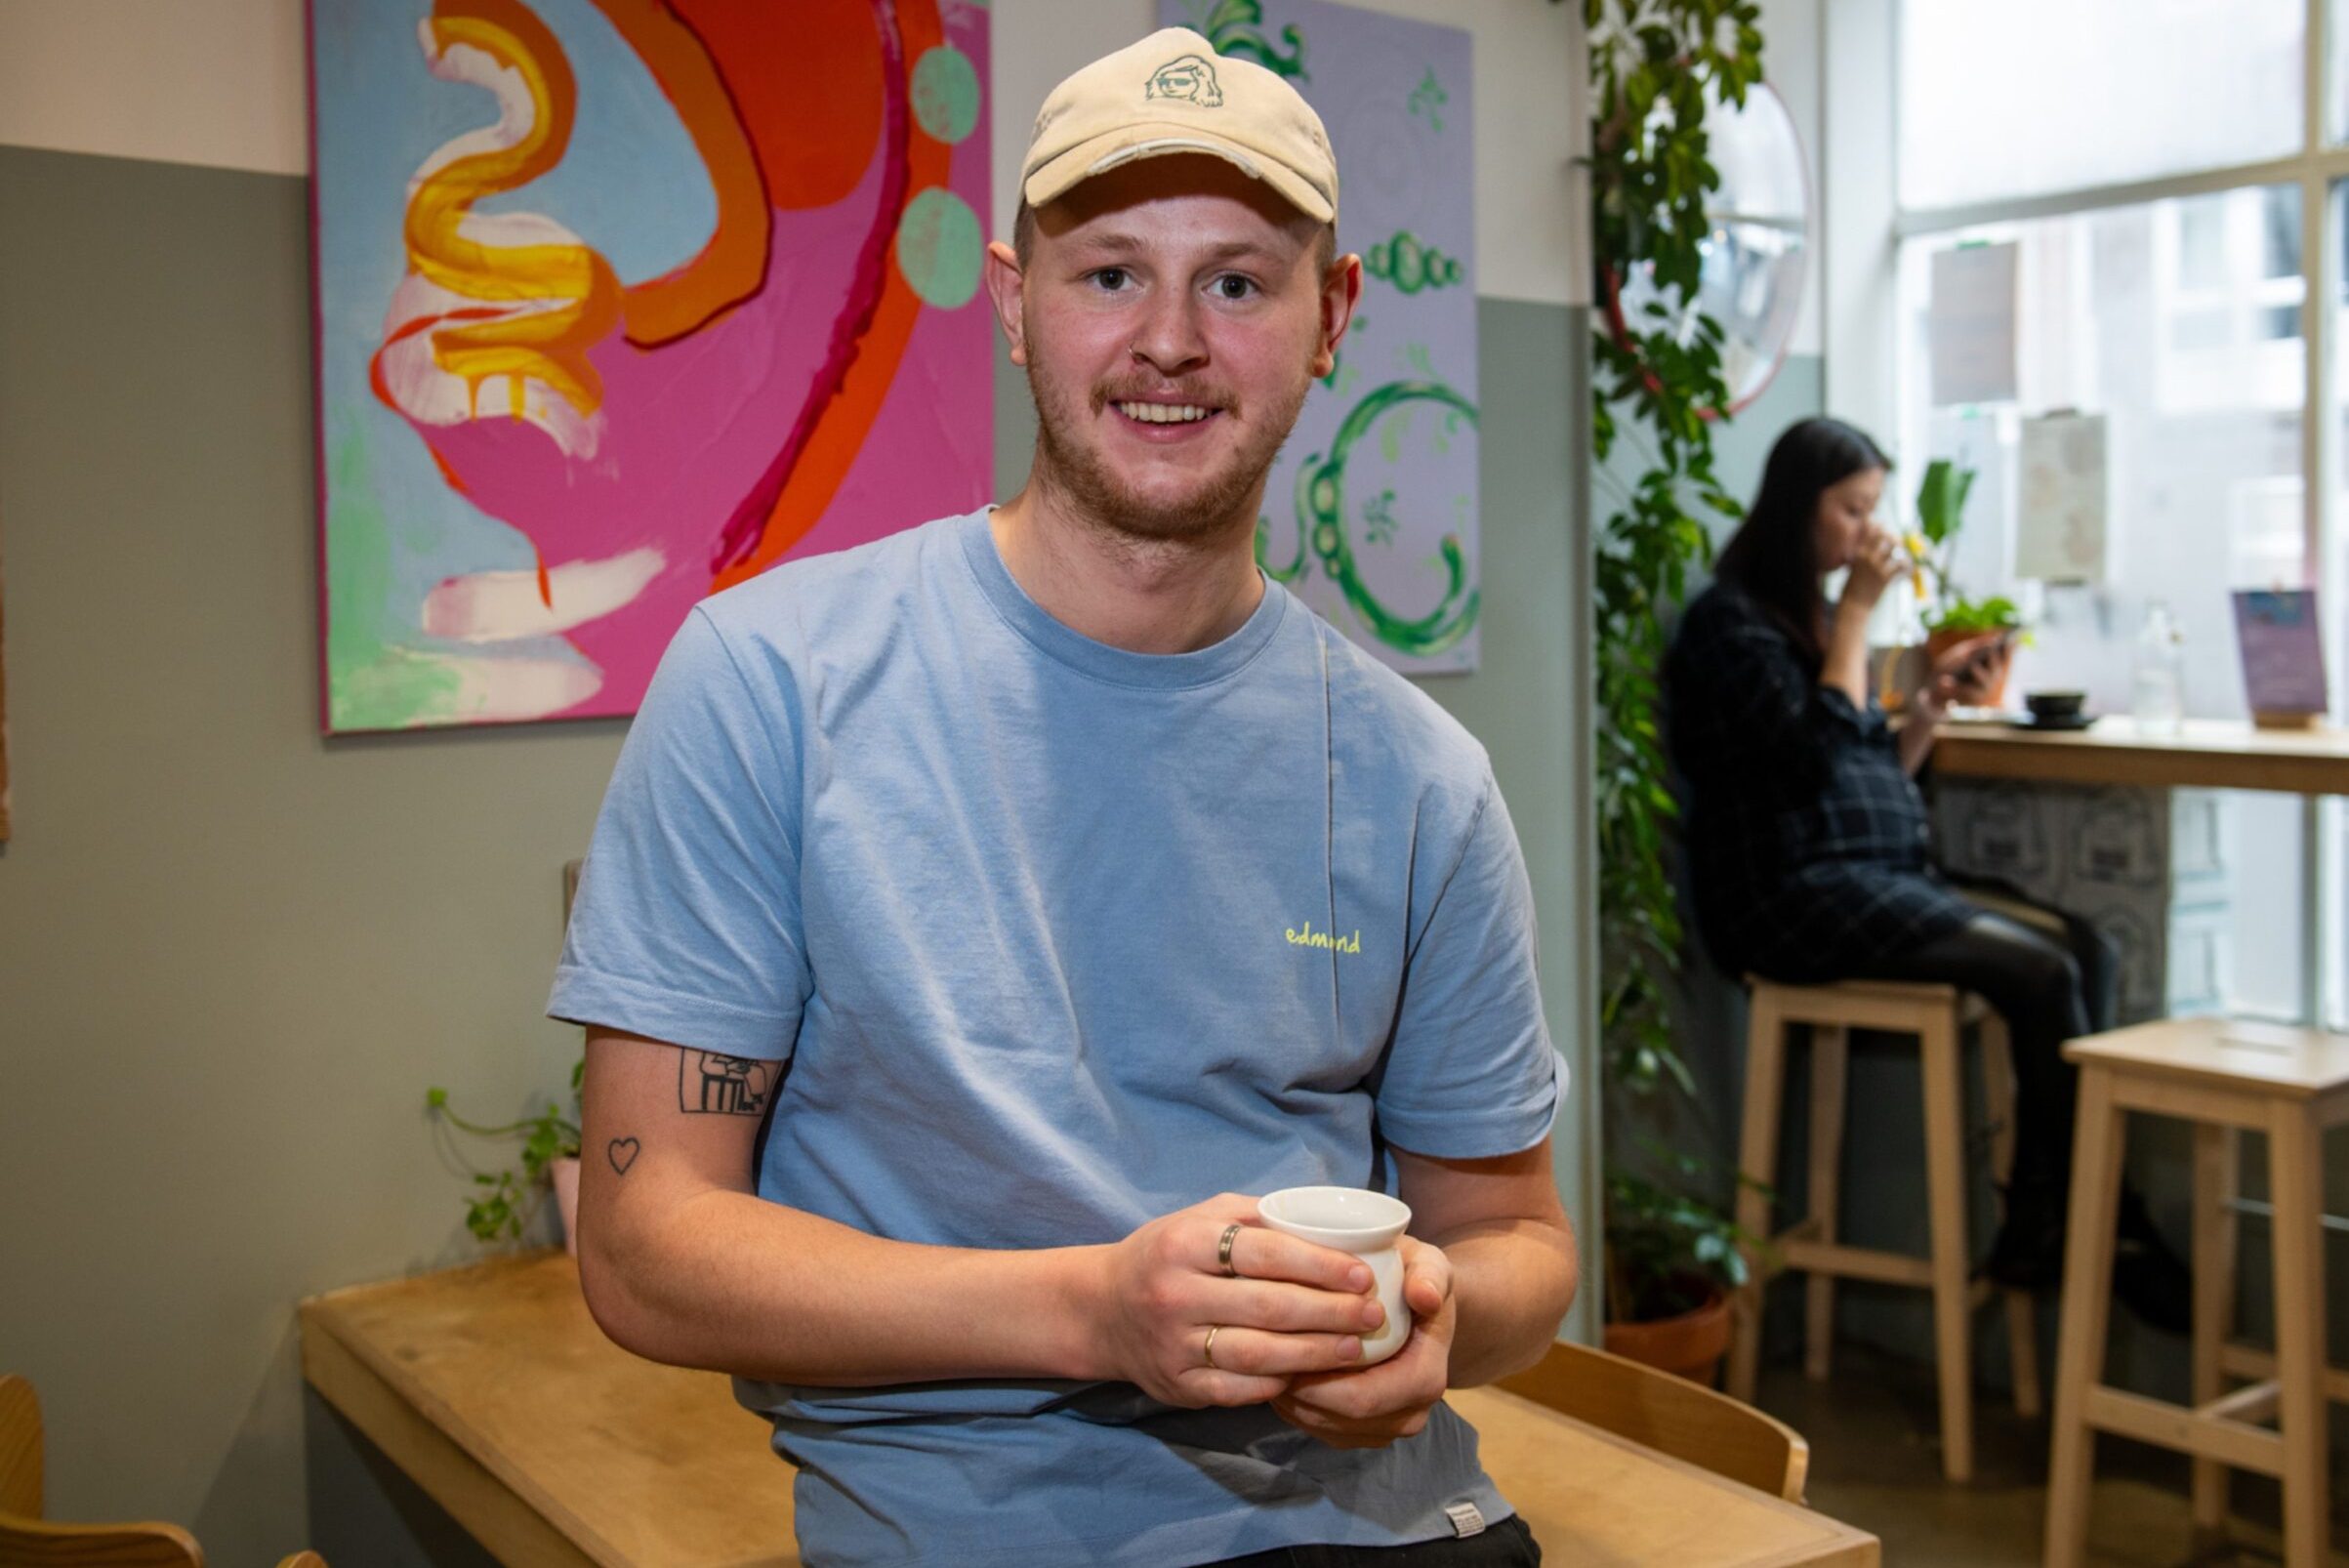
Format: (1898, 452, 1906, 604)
(553, 27, 1575, 1567)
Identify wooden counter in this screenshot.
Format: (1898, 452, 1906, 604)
(301, 1252, 1877, 1567)
(1933, 717, 2349, 796)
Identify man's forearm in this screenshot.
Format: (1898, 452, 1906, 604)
(1435, 1217, 1579, 1387)
(584, 1189, 1107, 1386)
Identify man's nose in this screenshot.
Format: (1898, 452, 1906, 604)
(1129, 290, 1209, 378)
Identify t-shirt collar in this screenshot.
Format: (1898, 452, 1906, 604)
(958, 507, 1288, 690)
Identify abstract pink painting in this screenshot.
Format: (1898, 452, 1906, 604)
(310, 0, 994, 730)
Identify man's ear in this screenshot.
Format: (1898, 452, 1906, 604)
(983, 239, 1028, 367)
(1310, 254, 1364, 380)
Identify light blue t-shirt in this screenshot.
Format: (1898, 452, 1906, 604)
(550, 508, 1562, 1568)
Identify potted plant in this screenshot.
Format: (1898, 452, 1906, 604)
(1906, 458, 2023, 703)
(1602, 1159, 1764, 1384)
(426, 1057, 585, 1252)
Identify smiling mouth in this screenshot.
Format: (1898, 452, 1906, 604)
(1112, 400, 1218, 425)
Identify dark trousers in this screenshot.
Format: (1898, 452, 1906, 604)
(1850, 889, 2119, 1195)
(1206, 1515, 1541, 1567)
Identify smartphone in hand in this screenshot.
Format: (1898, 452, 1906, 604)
(1957, 631, 2014, 697)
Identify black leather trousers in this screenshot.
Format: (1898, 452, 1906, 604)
(1852, 897, 2120, 1195)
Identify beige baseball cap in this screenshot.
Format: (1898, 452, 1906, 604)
(1020, 27, 1338, 225)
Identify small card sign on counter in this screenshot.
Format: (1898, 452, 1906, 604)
(2232, 589, 2329, 727)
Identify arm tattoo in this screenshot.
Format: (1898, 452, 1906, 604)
(607, 1136, 641, 1175)
(678, 1048, 778, 1117)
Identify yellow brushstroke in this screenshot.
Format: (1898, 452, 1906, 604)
(405, 0, 620, 421)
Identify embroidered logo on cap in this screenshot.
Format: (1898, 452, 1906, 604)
(1145, 54, 1223, 106)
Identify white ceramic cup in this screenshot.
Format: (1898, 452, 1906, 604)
(1257, 1186, 1415, 1366)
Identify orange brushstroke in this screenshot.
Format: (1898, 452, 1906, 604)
(715, 0, 947, 588)
(588, 0, 771, 347)
(536, 553, 555, 608)
(674, 0, 886, 210)
(428, 446, 472, 495)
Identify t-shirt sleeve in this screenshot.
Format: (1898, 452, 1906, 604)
(1371, 771, 1564, 1158)
(547, 606, 810, 1061)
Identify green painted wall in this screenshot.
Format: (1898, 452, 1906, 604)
(0, 146, 622, 1563)
(0, 144, 1595, 1558)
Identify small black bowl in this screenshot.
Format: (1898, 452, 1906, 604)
(2024, 689, 2086, 722)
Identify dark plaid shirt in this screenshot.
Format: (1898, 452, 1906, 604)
(1665, 583, 1975, 981)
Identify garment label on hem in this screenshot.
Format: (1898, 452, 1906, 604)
(1444, 1501, 1486, 1537)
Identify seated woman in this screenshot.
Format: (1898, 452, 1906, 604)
(1666, 416, 2186, 1328)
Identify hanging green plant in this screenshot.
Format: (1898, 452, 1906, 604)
(426, 1058, 584, 1243)
(1573, 0, 1767, 1329)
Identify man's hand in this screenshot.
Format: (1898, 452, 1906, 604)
(1089, 1193, 1385, 1410)
(1269, 1235, 1456, 1448)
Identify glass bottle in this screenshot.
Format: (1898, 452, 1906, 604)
(2130, 599, 2185, 735)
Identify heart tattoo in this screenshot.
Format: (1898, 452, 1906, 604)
(607, 1137, 641, 1175)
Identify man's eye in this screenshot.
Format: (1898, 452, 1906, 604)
(1213, 274, 1257, 301)
(1091, 268, 1130, 291)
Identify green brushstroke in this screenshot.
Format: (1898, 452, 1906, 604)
(325, 430, 461, 730)
(1256, 510, 1309, 583)
(1379, 405, 1411, 465)
(1257, 380, 1479, 656)
(895, 187, 983, 309)
(1408, 66, 1447, 131)
(910, 45, 981, 144)
(1365, 231, 1463, 295)
(1184, 0, 1307, 78)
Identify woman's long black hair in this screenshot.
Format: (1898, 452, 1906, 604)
(1711, 416, 1890, 668)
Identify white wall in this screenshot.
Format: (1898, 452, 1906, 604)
(1820, 0, 1899, 430)
(1755, 0, 1823, 358)
(0, 0, 308, 175)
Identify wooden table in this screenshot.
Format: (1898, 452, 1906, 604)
(301, 1253, 1879, 1567)
(1934, 717, 2349, 796)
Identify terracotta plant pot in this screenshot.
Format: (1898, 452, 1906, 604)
(551, 1156, 582, 1257)
(1923, 626, 2013, 708)
(1603, 1281, 1734, 1385)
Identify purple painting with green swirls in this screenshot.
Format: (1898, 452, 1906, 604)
(1166, 0, 1479, 672)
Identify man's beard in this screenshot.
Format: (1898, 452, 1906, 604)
(1024, 359, 1312, 546)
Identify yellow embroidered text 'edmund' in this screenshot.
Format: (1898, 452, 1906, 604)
(1285, 922, 1362, 955)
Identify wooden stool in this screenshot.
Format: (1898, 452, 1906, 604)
(1729, 978, 2040, 1484)
(2044, 1017, 2348, 1568)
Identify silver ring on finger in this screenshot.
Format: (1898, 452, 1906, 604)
(1203, 1324, 1223, 1370)
(1217, 1222, 1243, 1278)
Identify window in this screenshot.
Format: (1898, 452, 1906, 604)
(1892, 2, 2344, 1026)
(1895, 191, 2304, 719)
